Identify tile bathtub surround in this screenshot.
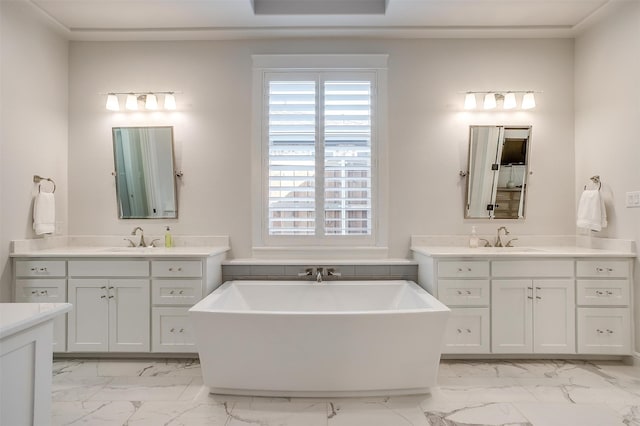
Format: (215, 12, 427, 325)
(51, 359, 640, 425)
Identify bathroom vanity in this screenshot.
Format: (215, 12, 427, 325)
(11, 238, 229, 354)
(412, 241, 635, 357)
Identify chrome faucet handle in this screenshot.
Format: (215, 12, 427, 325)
(326, 268, 342, 278)
(297, 268, 313, 277)
(123, 238, 136, 247)
(131, 226, 146, 247)
(505, 237, 519, 247)
(149, 238, 162, 248)
(478, 238, 492, 247)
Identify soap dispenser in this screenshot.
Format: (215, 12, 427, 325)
(469, 226, 479, 248)
(164, 226, 173, 248)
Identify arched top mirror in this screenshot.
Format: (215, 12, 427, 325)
(465, 125, 531, 219)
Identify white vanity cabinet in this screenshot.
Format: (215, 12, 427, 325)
(14, 259, 67, 352)
(492, 260, 575, 354)
(151, 260, 204, 353)
(437, 260, 490, 354)
(67, 260, 150, 352)
(414, 249, 633, 358)
(576, 259, 632, 354)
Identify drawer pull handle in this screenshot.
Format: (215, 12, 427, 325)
(179, 290, 184, 295)
(457, 328, 462, 334)
(169, 267, 183, 272)
(465, 328, 471, 333)
(108, 295, 114, 299)
(100, 295, 106, 299)
(39, 267, 47, 272)
(39, 290, 48, 295)
(31, 290, 38, 294)
(170, 328, 175, 332)
(30, 267, 37, 271)
(108, 287, 114, 290)
(596, 290, 603, 295)
(596, 267, 605, 273)
(101, 286, 107, 289)
(607, 329, 614, 334)
(170, 290, 175, 295)
(457, 268, 463, 272)
(596, 329, 603, 334)
(179, 328, 184, 333)
(527, 296, 533, 299)
(457, 290, 462, 295)
(535, 296, 542, 300)
(606, 291, 613, 295)
(607, 268, 614, 272)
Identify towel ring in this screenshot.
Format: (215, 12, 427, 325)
(584, 175, 601, 190)
(33, 175, 56, 193)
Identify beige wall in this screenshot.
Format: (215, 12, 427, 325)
(0, 3, 69, 301)
(575, 1, 640, 351)
(68, 38, 575, 259)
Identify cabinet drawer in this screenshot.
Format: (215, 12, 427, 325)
(577, 280, 630, 306)
(152, 260, 202, 278)
(438, 261, 489, 278)
(576, 260, 629, 278)
(15, 260, 65, 277)
(152, 280, 203, 306)
(438, 280, 489, 306)
(577, 308, 631, 355)
(15, 279, 66, 301)
(442, 308, 490, 354)
(152, 307, 196, 353)
(68, 260, 149, 277)
(492, 260, 573, 277)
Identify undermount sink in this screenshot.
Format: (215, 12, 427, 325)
(98, 247, 160, 253)
(474, 247, 544, 253)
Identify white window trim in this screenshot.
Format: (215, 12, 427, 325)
(251, 54, 389, 258)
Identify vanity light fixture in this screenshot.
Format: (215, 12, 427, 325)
(164, 93, 177, 110)
(125, 94, 138, 111)
(521, 92, 536, 109)
(462, 90, 539, 110)
(104, 92, 178, 112)
(483, 93, 497, 110)
(105, 93, 120, 111)
(464, 92, 477, 110)
(145, 93, 158, 110)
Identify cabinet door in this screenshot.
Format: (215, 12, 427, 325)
(68, 279, 109, 352)
(109, 279, 150, 352)
(492, 280, 532, 353)
(15, 279, 67, 352)
(442, 308, 490, 354)
(533, 280, 575, 354)
(152, 307, 196, 353)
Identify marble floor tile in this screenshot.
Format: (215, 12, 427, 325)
(513, 402, 625, 426)
(50, 359, 640, 426)
(87, 376, 194, 401)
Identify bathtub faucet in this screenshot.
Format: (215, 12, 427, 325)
(316, 267, 324, 283)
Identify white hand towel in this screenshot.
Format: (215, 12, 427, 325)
(576, 189, 607, 232)
(33, 192, 55, 235)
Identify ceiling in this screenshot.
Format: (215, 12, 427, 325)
(28, 0, 613, 40)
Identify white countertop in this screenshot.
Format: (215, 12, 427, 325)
(411, 246, 636, 258)
(11, 245, 230, 258)
(0, 303, 72, 339)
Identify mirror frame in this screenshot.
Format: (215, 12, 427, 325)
(464, 125, 531, 220)
(112, 126, 178, 219)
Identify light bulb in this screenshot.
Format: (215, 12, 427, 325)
(125, 94, 138, 110)
(522, 92, 536, 109)
(483, 93, 496, 110)
(464, 93, 476, 110)
(164, 93, 177, 110)
(503, 92, 517, 109)
(145, 94, 158, 110)
(105, 94, 119, 111)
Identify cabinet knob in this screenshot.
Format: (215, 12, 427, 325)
(170, 290, 175, 295)
(607, 268, 614, 272)
(596, 329, 603, 334)
(100, 295, 106, 299)
(101, 286, 107, 289)
(179, 328, 184, 333)
(536, 296, 542, 300)
(39, 290, 48, 295)
(31, 290, 38, 294)
(457, 328, 462, 334)
(108, 295, 114, 299)
(179, 290, 184, 295)
(607, 329, 614, 334)
(596, 267, 604, 272)
(606, 291, 613, 295)
(170, 328, 175, 332)
(457, 268, 463, 272)
(596, 290, 603, 295)
(457, 290, 462, 295)
(527, 296, 533, 299)
(30, 267, 37, 271)
(39, 267, 47, 272)
(465, 328, 471, 333)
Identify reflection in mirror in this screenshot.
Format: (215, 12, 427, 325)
(113, 126, 177, 219)
(465, 125, 531, 219)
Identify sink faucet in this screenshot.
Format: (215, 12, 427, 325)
(131, 226, 147, 247)
(495, 226, 509, 247)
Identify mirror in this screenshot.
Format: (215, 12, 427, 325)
(112, 126, 178, 219)
(465, 125, 531, 219)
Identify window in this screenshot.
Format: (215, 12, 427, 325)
(253, 55, 388, 249)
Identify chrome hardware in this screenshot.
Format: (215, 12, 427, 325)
(466, 290, 471, 295)
(536, 296, 542, 300)
(504, 237, 519, 247)
(131, 226, 146, 247)
(39, 290, 48, 295)
(457, 290, 463, 295)
(466, 329, 471, 333)
(31, 290, 38, 294)
(31, 267, 37, 271)
(326, 268, 342, 278)
(297, 268, 314, 277)
(124, 238, 137, 247)
(607, 329, 614, 334)
(535, 287, 541, 290)
(170, 290, 175, 295)
(168, 267, 183, 272)
(528, 296, 533, 299)
(596, 329, 604, 334)
(457, 329, 462, 333)
(170, 328, 175, 332)
(596, 267, 604, 272)
(478, 238, 491, 247)
(495, 226, 510, 247)
(596, 290, 603, 295)
(108, 295, 114, 299)
(316, 267, 324, 283)
(179, 328, 184, 333)
(101, 286, 107, 289)
(179, 290, 184, 295)
(150, 238, 162, 247)
(606, 291, 613, 295)
(108, 286, 114, 290)
(100, 295, 106, 299)
(607, 268, 614, 272)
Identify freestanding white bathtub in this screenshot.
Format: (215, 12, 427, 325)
(189, 280, 450, 397)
